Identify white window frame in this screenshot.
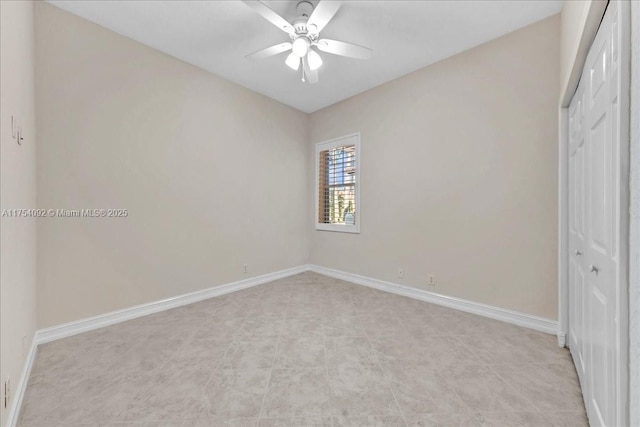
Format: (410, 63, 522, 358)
(315, 133, 361, 233)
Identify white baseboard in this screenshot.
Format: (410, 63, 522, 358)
(6, 336, 38, 427)
(31, 263, 559, 344)
(36, 264, 311, 345)
(557, 331, 567, 348)
(309, 264, 558, 335)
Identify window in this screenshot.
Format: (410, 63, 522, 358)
(315, 133, 360, 233)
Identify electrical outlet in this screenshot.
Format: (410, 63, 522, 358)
(428, 274, 435, 286)
(397, 267, 404, 279)
(4, 378, 10, 409)
(243, 264, 248, 274)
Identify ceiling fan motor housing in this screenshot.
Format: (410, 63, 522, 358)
(296, 1, 314, 19)
(293, 21, 308, 35)
(293, 1, 316, 37)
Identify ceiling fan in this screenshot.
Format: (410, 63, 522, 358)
(243, 0, 372, 84)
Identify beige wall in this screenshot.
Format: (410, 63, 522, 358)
(309, 15, 560, 320)
(35, 3, 309, 328)
(0, 0, 38, 424)
(559, 0, 607, 104)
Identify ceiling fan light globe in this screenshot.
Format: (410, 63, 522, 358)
(307, 50, 323, 71)
(285, 52, 301, 70)
(292, 37, 310, 57)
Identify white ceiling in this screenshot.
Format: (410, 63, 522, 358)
(47, 0, 563, 113)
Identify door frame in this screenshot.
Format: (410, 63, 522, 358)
(629, 3, 640, 426)
(558, 1, 632, 425)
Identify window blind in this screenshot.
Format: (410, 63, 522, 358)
(318, 144, 357, 225)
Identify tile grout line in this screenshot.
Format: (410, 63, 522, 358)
(365, 336, 410, 426)
(197, 296, 259, 424)
(443, 332, 508, 420)
(355, 304, 409, 425)
(378, 306, 479, 423)
(255, 289, 289, 423)
(486, 363, 552, 418)
(322, 299, 336, 427)
(487, 361, 579, 423)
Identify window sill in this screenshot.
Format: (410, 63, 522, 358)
(315, 224, 360, 234)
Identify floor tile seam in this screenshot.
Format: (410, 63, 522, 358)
(97, 334, 155, 369)
(485, 363, 551, 414)
(194, 308, 258, 418)
(382, 370, 410, 427)
(536, 411, 577, 427)
(155, 321, 223, 379)
(489, 361, 583, 393)
(187, 310, 230, 338)
(255, 365, 331, 372)
(461, 334, 564, 366)
(448, 335, 496, 367)
(360, 323, 409, 426)
(236, 299, 266, 318)
(256, 325, 283, 419)
(367, 336, 419, 368)
(320, 310, 339, 423)
(253, 415, 333, 424)
(17, 395, 67, 426)
(426, 367, 477, 416)
(179, 332, 234, 412)
(100, 344, 200, 426)
(347, 310, 370, 332)
(473, 411, 560, 427)
(166, 330, 206, 363)
(470, 409, 553, 415)
(93, 335, 173, 397)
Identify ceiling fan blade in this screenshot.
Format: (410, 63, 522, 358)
(246, 42, 292, 60)
(316, 39, 372, 60)
(243, 1, 295, 35)
(307, 1, 341, 34)
(302, 56, 319, 84)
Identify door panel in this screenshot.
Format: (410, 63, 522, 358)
(569, 76, 588, 387)
(576, 135, 585, 239)
(577, 267, 586, 374)
(569, 72, 588, 386)
(589, 285, 610, 426)
(588, 112, 608, 255)
(570, 259, 578, 346)
(589, 42, 607, 101)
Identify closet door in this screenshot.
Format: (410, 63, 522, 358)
(584, 7, 616, 426)
(567, 3, 623, 426)
(568, 81, 587, 387)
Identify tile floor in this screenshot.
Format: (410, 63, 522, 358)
(18, 272, 588, 427)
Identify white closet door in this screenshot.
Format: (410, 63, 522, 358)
(569, 79, 588, 385)
(567, 2, 623, 426)
(584, 14, 616, 424)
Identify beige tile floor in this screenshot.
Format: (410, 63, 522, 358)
(18, 272, 588, 427)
